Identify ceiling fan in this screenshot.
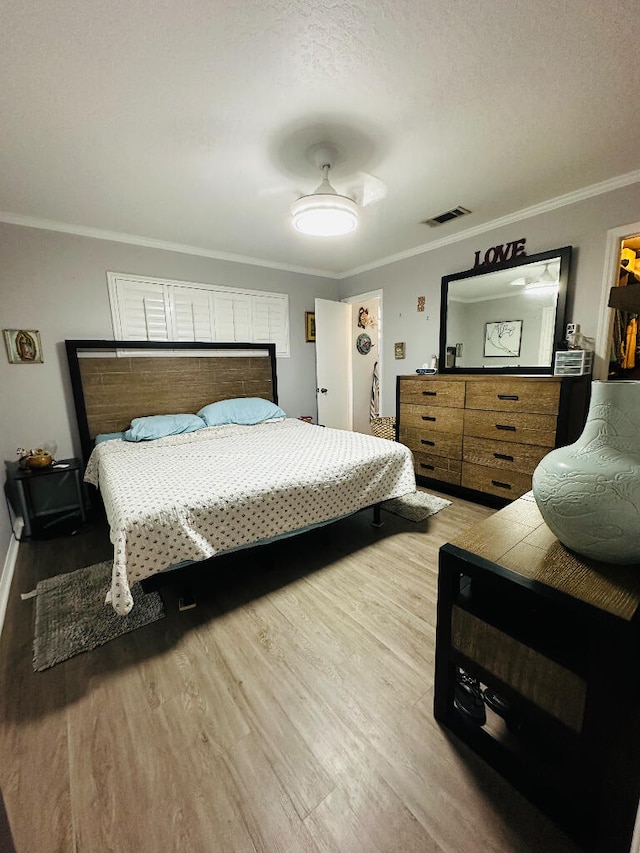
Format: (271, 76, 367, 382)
(262, 142, 387, 237)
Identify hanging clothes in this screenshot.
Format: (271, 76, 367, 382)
(623, 317, 637, 370)
(612, 311, 624, 366)
(370, 361, 380, 421)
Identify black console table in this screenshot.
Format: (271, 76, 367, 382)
(434, 492, 640, 852)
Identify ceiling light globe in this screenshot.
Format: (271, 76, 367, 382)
(291, 193, 359, 237)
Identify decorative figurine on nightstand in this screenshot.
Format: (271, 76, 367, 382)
(17, 447, 52, 470)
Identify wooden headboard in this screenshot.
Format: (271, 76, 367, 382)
(65, 340, 278, 463)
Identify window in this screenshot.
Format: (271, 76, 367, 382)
(107, 272, 290, 357)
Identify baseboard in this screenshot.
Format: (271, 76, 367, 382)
(0, 519, 23, 640)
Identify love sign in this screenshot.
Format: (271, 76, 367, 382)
(473, 238, 527, 269)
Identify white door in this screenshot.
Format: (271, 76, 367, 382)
(315, 298, 352, 429)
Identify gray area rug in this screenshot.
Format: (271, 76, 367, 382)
(33, 560, 164, 672)
(381, 490, 452, 522)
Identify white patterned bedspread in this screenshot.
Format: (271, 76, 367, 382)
(85, 419, 416, 614)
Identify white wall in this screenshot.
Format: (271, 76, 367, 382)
(338, 182, 640, 415)
(0, 223, 339, 561)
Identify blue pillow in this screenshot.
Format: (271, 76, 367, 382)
(123, 413, 206, 442)
(95, 432, 125, 444)
(197, 397, 287, 426)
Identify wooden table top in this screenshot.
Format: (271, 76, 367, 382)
(448, 492, 640, 621)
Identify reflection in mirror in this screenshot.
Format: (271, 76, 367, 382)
(439, 246, 571, 374)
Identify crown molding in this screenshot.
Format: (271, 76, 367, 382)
(2, 167, 639, 281)
(0, 212, 339, 279)
(337, 168, 640, 279)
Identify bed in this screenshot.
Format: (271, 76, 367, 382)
(66, 340, 416, 614)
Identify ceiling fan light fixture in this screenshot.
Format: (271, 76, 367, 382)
(291, 160, 359, 237)
(292, 193, 359, 236)
(525, 262, 559, 293)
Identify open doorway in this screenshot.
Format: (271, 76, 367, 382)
(595, 221, 640, 380)
(342, 290, 383, 434)
(314, 290, 383, 432)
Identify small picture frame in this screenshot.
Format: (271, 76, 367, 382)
(305, 312, 316, 343)
(484, 320, 522, 358)
(4, 329, 43, 364)
(394, 342, 406, 359)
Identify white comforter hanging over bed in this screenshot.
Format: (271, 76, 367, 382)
(85, 418, 416, 614)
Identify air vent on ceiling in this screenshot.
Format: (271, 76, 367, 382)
(422, 206, 471, 227)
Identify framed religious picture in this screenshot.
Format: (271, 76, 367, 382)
(4, 329, 43, 364)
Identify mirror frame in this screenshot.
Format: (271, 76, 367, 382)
(438, 245, 572, 375)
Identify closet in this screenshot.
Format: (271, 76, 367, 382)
(607, 237, 640, 377)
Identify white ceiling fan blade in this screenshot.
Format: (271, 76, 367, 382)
(349, 172, 388, 207)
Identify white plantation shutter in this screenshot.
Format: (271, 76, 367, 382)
(170, 286, 214, 341)
(109, 278, 171, 340)
(212, 292, 252, 341)
(107, 273, 289, 356)
(252, 295, 289, 351)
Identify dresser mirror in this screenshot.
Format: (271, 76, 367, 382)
(439, 246, 571, 374)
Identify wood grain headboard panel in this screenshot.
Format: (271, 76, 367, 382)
(66, 341, 278, 463)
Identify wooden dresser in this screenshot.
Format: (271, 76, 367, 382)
(396, 374, 590, 501)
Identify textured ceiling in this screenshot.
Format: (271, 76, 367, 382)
(2, 0, 640, 276)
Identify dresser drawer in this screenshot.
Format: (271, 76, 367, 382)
(465, 380, 561, 415)
(399, 426, 463, 459)
(463, 436, 550, 475)
(413, 451, 461, 485)
(463, 409, 557, 447)
(399, 380, 465, 408)
(462, 462, 533, 499)
(400, 403, 464, 434)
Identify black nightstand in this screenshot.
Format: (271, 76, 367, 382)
(4, 458, 86, 539)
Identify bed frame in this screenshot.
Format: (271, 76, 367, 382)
(65, 340, 278, 464)
(65, 339, 383, 608)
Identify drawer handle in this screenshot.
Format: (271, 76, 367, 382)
(421, 439, 435, 446)
(491, 480, 512, 490)
(422, 390, 437, 396)
(496, 424, 516, 431)
(497, 394, 519, 401)
(420, 463, 435, 471)
(422, 416, 436, 422)
(494, 452, 514, 461)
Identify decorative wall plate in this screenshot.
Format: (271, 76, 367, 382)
(356, 333, 372, 355)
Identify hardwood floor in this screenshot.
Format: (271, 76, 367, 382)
(0, 492, 582, 852)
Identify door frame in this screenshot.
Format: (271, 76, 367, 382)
(594, 219, 640, 380)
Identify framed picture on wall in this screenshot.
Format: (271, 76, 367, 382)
(305, 312, 316, 343)
(484, 320, 522, 358)
(4, 329, 43, 364)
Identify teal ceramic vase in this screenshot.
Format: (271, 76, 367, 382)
(532, 380, 640, 564)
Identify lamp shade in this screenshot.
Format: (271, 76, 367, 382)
(291, 192, 359, 237)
